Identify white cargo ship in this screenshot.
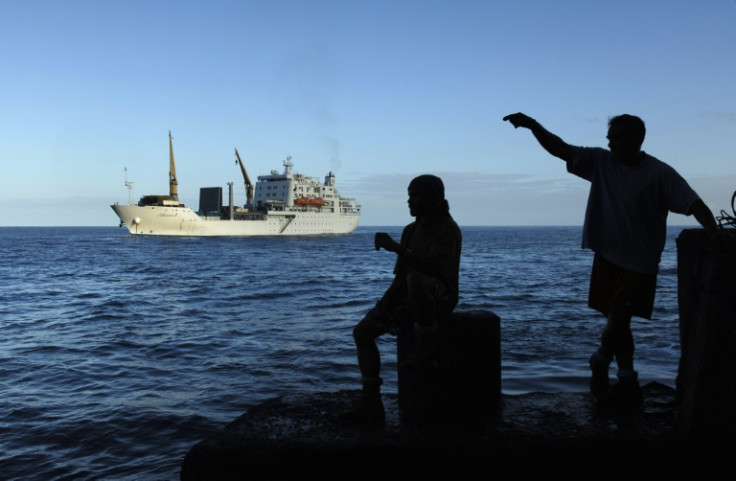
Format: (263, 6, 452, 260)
(111, 132, 361, 236)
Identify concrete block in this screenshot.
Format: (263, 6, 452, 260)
(676, 229, 736, 440)
(397, 309, 501, 420)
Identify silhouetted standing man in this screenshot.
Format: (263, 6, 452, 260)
(343, 175, 462, 424)
(503, 112, 717, 406)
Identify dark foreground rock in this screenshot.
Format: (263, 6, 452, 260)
(180, 382, 735, 480)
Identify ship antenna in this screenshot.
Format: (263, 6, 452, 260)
(124, 167, 134, 205)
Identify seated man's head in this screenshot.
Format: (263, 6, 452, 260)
(408, 175, 448, 218)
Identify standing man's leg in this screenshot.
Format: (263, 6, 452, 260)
(601, 310, 640, 389)
(591, 310, 637, 401)
(588, 254, 615, 398)
(602, 311, 635, 372)
(588, 253, 652, 405)
(588, 254, 636, 400)
(597, 309, 642, 405)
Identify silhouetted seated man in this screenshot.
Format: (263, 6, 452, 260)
(503, 112, 718, 407)
(343, 175, 462, 424)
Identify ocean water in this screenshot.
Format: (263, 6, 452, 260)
(0, 225, 690, 480)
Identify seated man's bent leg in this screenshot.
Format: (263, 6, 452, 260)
(353, 311, 389, 380)
(342, 310, 392, 423)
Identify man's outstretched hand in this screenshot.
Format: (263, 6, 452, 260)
(375, 232, 400, 252)
(503, 112, 536, 129)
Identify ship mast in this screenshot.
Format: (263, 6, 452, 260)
(169, 130, 178, 201)
(124, 167, 134, 205)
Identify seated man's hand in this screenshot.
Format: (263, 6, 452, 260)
(374, 232, 399, 252)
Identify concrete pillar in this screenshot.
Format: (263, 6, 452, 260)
(397, 310, 501, 421)
(676, 228, 736, 440)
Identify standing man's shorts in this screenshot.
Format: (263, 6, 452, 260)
(588, 253, 657, 319)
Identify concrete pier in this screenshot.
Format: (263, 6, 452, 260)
(675, 228, 736, 440)
(180, 228, 736, 479)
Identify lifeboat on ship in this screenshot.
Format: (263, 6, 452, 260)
(295, 197, 324, 207)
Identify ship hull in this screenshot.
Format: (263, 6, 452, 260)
(111, 204, 360, 236)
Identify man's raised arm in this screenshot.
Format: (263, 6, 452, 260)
(503, 113, 573, 162)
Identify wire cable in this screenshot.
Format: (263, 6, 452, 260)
(715, 190, 736, 228)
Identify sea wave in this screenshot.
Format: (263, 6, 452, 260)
(0, 225, 691, 479)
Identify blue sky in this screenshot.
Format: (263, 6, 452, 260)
(1, 0, 734, 227)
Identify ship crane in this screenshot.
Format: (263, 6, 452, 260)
(234, 148, 254, 210)
(169, 130, 178, 201)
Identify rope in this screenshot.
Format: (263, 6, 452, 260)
(715, 190, 736, 228)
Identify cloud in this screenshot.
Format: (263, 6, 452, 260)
(346, 171, 736, 227)
(700, 110, 736, 123)
(345, 171, 590, 226)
